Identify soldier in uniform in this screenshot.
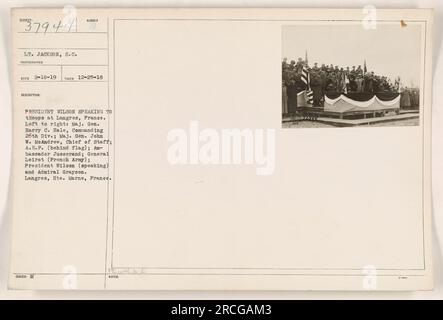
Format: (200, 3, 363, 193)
(320, 69, 328, 92)
(282, 57, 288, 70)
(282, 80, 288, 115)
(282, 62, 292, 85)
(286, 79, 298, 113)
(364, 72, 374, 93)
(400, 87, 411, 109)
(310, 71, 324, 108)
(356, 65, 363, 77)
(294, 71, 307, 105)
(412, 89, 420, 108)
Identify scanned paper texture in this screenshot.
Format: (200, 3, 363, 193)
(9, 8, 433, 290)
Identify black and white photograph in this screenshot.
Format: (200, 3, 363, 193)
(282, 23, 422, 128)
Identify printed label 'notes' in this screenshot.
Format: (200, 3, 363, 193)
(9, 8, 433, 290)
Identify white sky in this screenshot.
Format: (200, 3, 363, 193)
(282, 23, 422, 87)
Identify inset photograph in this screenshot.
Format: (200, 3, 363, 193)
(282, 23, 422, 128)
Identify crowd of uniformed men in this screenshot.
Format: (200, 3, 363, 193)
(282, 57, 418, 111)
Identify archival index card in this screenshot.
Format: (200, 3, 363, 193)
(9, 8, 433, 290)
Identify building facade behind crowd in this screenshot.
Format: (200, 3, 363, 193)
(282, 57, 420, 114)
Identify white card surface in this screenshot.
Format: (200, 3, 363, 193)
(9, 8, 433, 290)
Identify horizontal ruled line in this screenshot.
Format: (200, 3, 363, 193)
(18, 80, 108, 83)
(18, 31, 107, 34)
(12, 272, 426, 277)
(18, 47, 108, 50)
(18, 64, 108, 67)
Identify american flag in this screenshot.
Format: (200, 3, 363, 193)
(301, 66, 313, 105)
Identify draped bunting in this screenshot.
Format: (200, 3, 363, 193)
(324, 93, 400, 113)
(324, 94, 400, 108)
(325, 92, 400, 101)
(374, 92, 401, 101)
